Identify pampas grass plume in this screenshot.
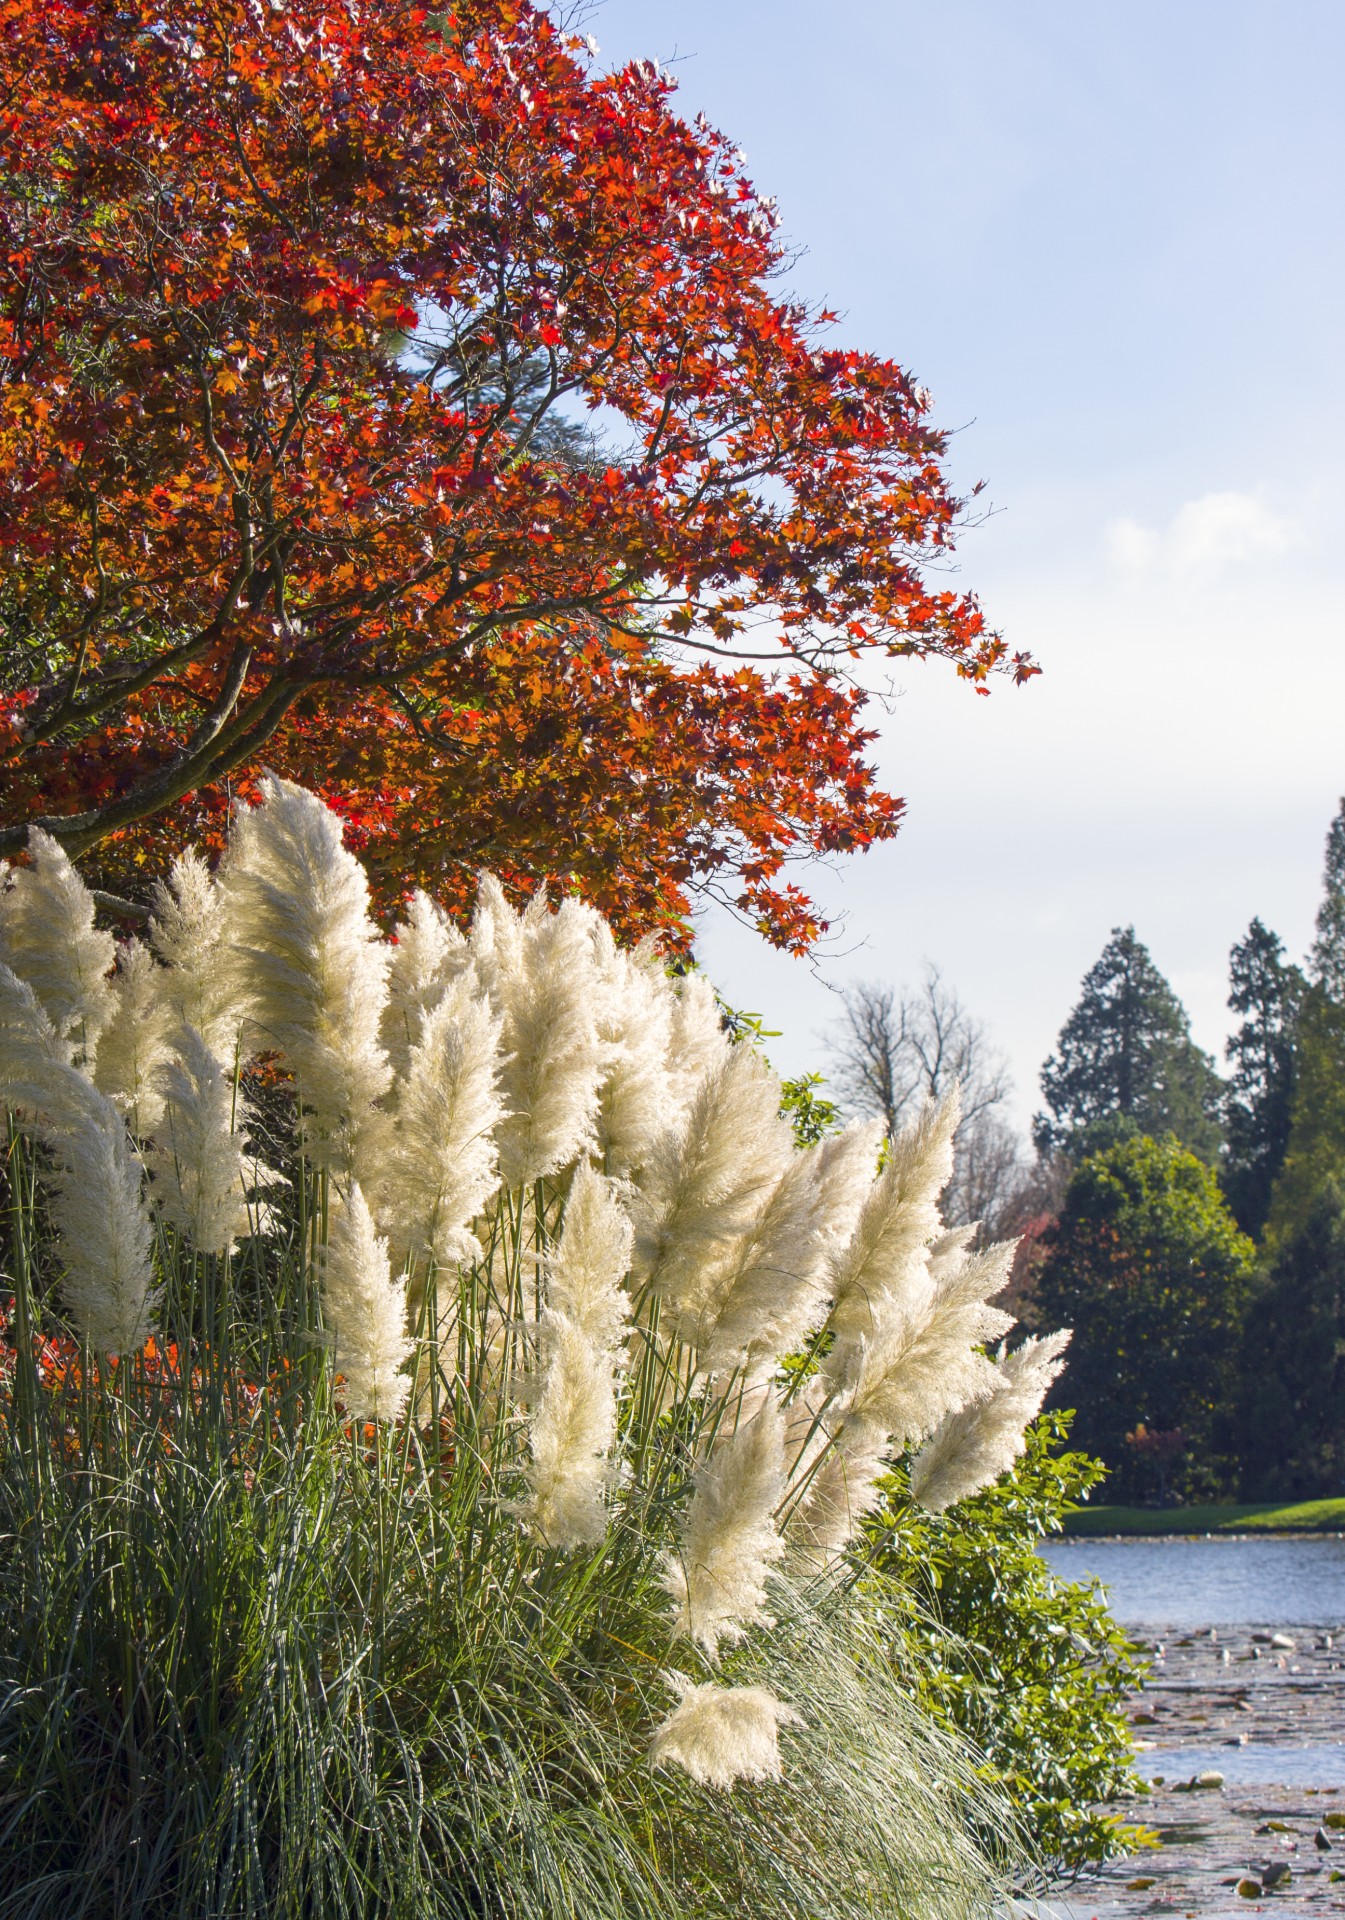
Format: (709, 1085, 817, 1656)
(827, 1093, 960, 1349)
(150, 847, 246, 1063)
(50, 1079, 158, 1353)
(375, 973, 504, 1271)
(322, 1185, 412, 1423)
(0, 830, 115, 1060)
(480, 887, 607, 1189)
(151, 1025, 256, 1256)
(632, 1045, 795, 1343)
(94, 940, 173, 1136)
(546, 1162, 633, 1351)
(518, 1309, 620, 1548)
(666, 1398, 786, 1658)
(381, 891, 469, 1080)
(221, 777, 391, 1170)
(649, 1679, 803, 1790)
(910, 1331, 1073, 1513)
(592, 927, 674, 1177)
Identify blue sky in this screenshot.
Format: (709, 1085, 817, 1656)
(597, 0, 1345, 1127)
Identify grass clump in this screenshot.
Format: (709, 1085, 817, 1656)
(0, 779, 1056, 1917)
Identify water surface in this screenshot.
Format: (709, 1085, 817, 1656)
(1039, 1535, 1345, 1629)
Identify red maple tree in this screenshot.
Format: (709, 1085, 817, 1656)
(0, 0, 1035, 948)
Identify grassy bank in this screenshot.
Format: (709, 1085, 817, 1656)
(1060, 1499, 1345, 1537)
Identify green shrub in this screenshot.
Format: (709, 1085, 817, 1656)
(871, 1412, 1145, 1875)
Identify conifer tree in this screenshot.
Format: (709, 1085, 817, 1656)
(1237, 1186, 1345, 1499)
(1223, 919, 1304, 1240)
(1267, 800, 1345, 1245)
(1034, 928, 1224, 1163)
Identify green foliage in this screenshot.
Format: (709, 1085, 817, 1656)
(1237, 1185, 1345, 1500)
(1035, 928, 1224, 1164)
(1222, 918, 1303, 1240)
(778, 1071, 841, 1146)
(1033, 1135, 1256, 1503)
(870, 1414, 1146, 1876)
(1265, 986, 1345, 1248)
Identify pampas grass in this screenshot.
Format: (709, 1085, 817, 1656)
(0, 783, 1065, 1919)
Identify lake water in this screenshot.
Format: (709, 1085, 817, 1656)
(1039, 1535, 1345, 1630)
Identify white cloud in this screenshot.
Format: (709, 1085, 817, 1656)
(1106, 490, 1295, 579)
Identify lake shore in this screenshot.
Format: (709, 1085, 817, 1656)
(1062, 1503, 1345, 1539)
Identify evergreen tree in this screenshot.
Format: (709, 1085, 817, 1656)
(1034, 928, 1224, 1162)
(1310, 798, 1345, 998)
(1237, 1187, 1345, 1499)
(1266, 800, 1345, 1246)
(1035, 1135, 1256, 1504)
(1222, 919, 1304, 1239)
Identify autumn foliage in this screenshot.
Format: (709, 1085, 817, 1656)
(0, 0, 1034, 947)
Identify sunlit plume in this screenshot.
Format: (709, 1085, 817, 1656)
(699, 1119, 882, 1374)
(591, 925, 674, 1177)
(910, 1331, 1073, 1513)
(151, 1025, 259, 1257)
(321, 1184, 413, 1424)
(475, 883, 607, 1189)
(0, 830, 115, 1064)
(665, 971, 729, 1120)
(785, 1414, 892, 1564)
(631, 1044, 796, 1346)
(94, 941, 174, 1136)
(374, 973, 504, 1273)
(220, 776, 391, 1171)
(0, 961, 76, 1113)
(826, 1092, 960, 1350)
(544, 1162, 634, 1352)
(380, 890, 470, 1080)
(149, 847, 248, 1064)
(666, 1398, 786, 1658)
(517, 1167, 632, 1548)
(50, 1077, 158, 1354)
(649, 1679, 803, 1790)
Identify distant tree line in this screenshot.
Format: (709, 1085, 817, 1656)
(831, 800, 1345, 1507)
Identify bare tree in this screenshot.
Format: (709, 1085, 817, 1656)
(830, 967, 1024, 1229)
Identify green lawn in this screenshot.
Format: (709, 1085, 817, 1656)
(1060, 1498, 1345, 1537)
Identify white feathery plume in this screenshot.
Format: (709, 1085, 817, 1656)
(630, 1045, 796, 1344)
(699, 1119, 884, 1373)
(648, 1679, 803, 1790)
(381, 890, 470, 1080)
(93, 941, 173, 1135)
(545, 1162, 634, 1350)
(591, 924, 675, 1177)
(48, 1077, 158, 1354)
(517, 1310, 620, 1547)
(910, 1330, 1072, 1513)
(0, 830, 115, 1062)
(0, 960, 74, 1112)
(479, 886, 607, 1189)
(219, 777, 391, 1171)
(321, 1184, 413, 1423)
(664, 971, 729, 1122)
(375, 972, 504, 1271)
(830, 1230, 1020, 1458)
(150, 847, 247, 1064)
(665, 1397, 786, 1658)
(516, 1166, 633, 1548)
(826, 1091, 959, 1350)
(150, 1025, 256, 1256)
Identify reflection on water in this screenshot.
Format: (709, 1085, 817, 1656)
(1039, 1534, 1345, 1628)
(1141, 1744, 1345, 1788)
